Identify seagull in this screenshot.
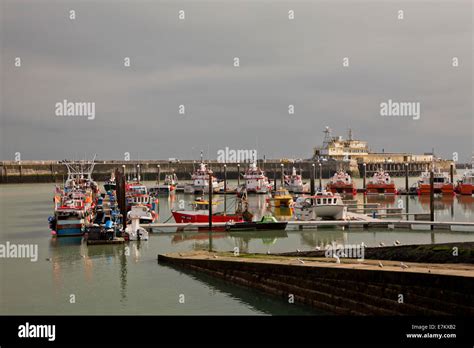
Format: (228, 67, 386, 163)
(297, 258, 305, 264)
(400, 262, 408, 269)
(296, 249, 301, 253)
(314, 246, 321, 251)
(213, 255, 218, 259)
(334, 255, 341, 264)
(378, 261, 384, 268)
(379, 242, 385, 247)
(266, 250, 271, 255)
(394, 240, 401, 246)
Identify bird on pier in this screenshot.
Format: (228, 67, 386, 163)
(213, 255, 218, 259)
(314, 246, 321, 251)
(297, 258, 305, 264)
(266, 250, 271, 255)
(400, 262, 408, 269)
(378, 261, 384, 268)
(394, 240, 401, 246)
(379, 242, 385, 247)
(296, 249, 301, 253)
(334, 255, 341, 264)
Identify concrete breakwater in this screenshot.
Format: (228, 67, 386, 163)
(0, 159, 455, 184)
(158, 249, 474, 315)
(0, 160, 349, 184)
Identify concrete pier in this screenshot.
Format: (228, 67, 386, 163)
(158, 248, 474, 315)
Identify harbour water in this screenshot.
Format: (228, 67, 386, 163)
(0, 179, 473, 315)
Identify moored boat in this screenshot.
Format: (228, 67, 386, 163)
(269, 188, 293, 207)
(417, 170, 454, 195)
(243, 162, 272, 194)
(184, 163, 223, 194)
(125, 205, 149, 241)
(172, 199, 243, 223)
(284, 167, 308, 193)
(327, 170, 357, 196)
(366, 170, 397, 195)
(225, 215, 287, 231)
(455, 170, 474, 195)
(49, 158, 98, 237)
(294, 190, 347, 220)
(149, 173, 178, 195)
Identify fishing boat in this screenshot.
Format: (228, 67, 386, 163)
(149, 173, 178, 195)
(294, 190, 347, 220)
(243, 162, 272, 194)
(103, 173, 116, 192)
(125, 180, 158, 212)
(126, 204, 157, 224)
(184, 162, 223, 194)
(49, 158, 98, 237)
(172, 199, 243, 223)
(269, 188, 293, 207)
(125, 205, 149, 241)
(455, 170, 474, 195)
(225, 215, 288, 231)
(417, 170, 454, 195)
(326, 170, 357, 196)
(51, 191, 94, 236)
(366, 170, 397, 195)
(284, 167, 308, 193)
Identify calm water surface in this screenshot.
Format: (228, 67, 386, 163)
(0, 180, 473, 315)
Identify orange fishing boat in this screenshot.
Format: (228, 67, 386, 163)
(416, 170, 454, 195)
(366, 170, 397, 195)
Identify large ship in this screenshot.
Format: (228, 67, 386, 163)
(243, 162, 272, 194)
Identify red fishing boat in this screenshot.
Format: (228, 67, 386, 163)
(366, 170, 397, 195)
(417, 170, 454, 195)
(455, 170, 474, 195)
(326, 170, 357, 195)
(172, 199, 243, 223)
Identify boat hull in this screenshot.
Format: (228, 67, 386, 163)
(417, 183, 454, 195)
(225, 221, 288, 231)
(55, 219, 84, 236)
(456, 183, 474, 195)
(327, 184, 357, 196)
(366, 184, 397, 195)
(172, 211, 243, 223)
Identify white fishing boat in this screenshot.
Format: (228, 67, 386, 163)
(149, 173, 178, 195)
(243, 162, 272, 194)
(294, 190, 347, 220)
(125, 205, 149, 241)
(184, 162, 223, 194)
(285, 167, 308, 193)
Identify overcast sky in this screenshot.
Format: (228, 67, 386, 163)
(1, 0, 472, 162)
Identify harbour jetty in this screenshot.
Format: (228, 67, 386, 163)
(158, 243, 474, 315)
